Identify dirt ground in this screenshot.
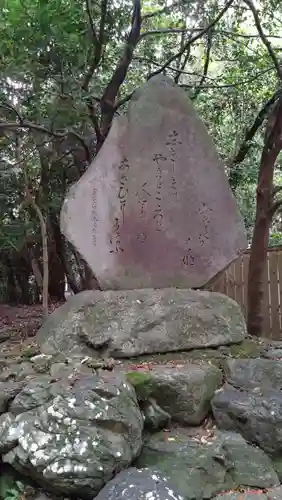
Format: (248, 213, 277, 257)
(0, 302, 62, 356)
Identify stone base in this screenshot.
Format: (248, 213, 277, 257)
(36, 288, 246, 358)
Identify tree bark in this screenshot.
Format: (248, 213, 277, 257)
(30, 252, 43, 289)
(82, 262, 101, 290)
(247, 96, 282, 336)
(4, 255, 19, 304)
(47, 215, 65, 301)
(247, 198, 272, 336)
(26, 195, 49, 319)
(61, 240, 82, 294)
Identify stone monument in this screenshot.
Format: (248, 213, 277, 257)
(60, 75, 247, 290)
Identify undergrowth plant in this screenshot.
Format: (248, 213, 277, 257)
(0, 474, 24, 500)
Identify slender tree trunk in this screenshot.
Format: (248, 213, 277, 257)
(247, 97, 282, 336)
(30, 253, 43, 288)
(36, 205, 49, 319)
(26, 194, 49, 319)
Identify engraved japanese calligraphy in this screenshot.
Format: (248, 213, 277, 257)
(153, 153, 166, 232)
(166, 129, 182, 199)
(118, 157, 130, 223)
(91, 188, 98, 247)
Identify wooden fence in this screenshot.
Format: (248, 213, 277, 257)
(210, 246, 282, 340)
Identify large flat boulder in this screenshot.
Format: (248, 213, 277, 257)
(60, 75, 246, 290)
(36, 289, 246, 358)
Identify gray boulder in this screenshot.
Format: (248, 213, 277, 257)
(0, 381, 25, 413)
(0, 361, 36, 382)
(225, 358, 282, 390)
(37, 289, 246, 358)
(212, 359, 282, 458)
(126, 362, 222, 425)
(94, 468, 184, 500)
(135, 429, 279, 499)
(0, 372, 143, 499)
(211, 383, 282, 455)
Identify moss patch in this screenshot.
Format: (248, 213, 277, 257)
(270, 456, 282, 481)
(125, 371, 155, 401)
(229, 339, 264, 358)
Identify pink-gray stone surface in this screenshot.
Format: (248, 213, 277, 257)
(60, 75, 247, 290)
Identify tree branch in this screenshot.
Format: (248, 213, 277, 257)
(263, 96, 282, 152)
(82, 0, 108, 91)
(148, 0, 235, 80)
(99, 0, 141, 144)
(82, 0, 108, 148)
(182, 67, 275, 90)
(115, 91, 134, 110)
(174, 0, 205, 84)
(192, 28, 213, 99)
(270, 198, 282, 216)
(174, 28, 187, 84)
(136, 55, 271, 87)
(86, 100, 102, 145)
(0, 102, 24, 123)
(135, 56, 219, 79)
(230, 89, 281, 168)
(244, 0, 282, 80)
(85, 0, 99, 45)
(0, 120, 92, 164)
(273, 185, 282, 196)
(219, 29, 282, 40)
(174, 46, 191, 84)
(139, 27, 192, 41)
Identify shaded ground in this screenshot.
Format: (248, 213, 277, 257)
(0, 302, 62, 355)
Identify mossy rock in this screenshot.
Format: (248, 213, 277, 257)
(125, 371, 155, 401)
(270, 456, 282, 481)
(20, 345, 40, 360)
(229, 339, 264, 358)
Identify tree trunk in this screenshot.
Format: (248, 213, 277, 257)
(26, 195, 49, 319)
(5, 256, 19, 304)
(247, 194, 272, 336)
(82, 262, 101, 290)
(48, 250, 65, 301)
(30, 252, 43, 288)
(38, 209, 49, 319)
(10, 252, 32, 304)
(247, 97, 282, 337)
(47, 214, 65, 301)
(61, 241, 82, 294)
